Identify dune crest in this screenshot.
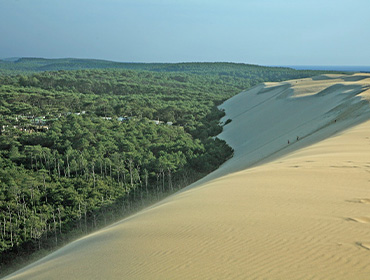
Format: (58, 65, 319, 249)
(4, 74, 370, 280)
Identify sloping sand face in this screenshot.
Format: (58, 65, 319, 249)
(4, 74, 370, 280)
(216, 73, 370, 178)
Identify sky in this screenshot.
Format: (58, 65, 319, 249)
(0, 0, 370, 66)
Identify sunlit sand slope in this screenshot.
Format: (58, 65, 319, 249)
(4, 74, 370, 280)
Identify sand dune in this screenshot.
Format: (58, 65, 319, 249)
(4, 73, 370, 280)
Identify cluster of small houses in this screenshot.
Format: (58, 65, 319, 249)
(1, 111, 174, 134)
(99, 116, 173, 125)
(1, 115, 52, 134)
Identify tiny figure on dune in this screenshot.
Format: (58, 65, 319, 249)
(296, 136, 299, 141)
(288, 140, 290, 144)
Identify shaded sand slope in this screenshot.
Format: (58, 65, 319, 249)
(4, 74, 370, 280)
(215, 73, 370, 178)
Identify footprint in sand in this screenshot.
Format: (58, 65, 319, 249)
(330, 165, 360, 169)
(346, 198, 370, 204)
(356, 242, 370, 251)
(346, 217, 370, 224)
(345, 200, 370, 251)
(359, 198, 370, 204)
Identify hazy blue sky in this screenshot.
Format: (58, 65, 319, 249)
(1, 0, 369, 65)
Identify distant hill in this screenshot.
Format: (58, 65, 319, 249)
(0, 57, 341, 82)
(0, 57, 306, 73)
(0, 57, 20, 62)
(0, 57, 135, 72)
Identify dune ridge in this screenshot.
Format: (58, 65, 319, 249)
(4, 73, 370, 280)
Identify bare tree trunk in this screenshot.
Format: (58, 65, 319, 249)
(168, 168, 172, 191)
(57, 207, 62, 234)
(92, 163, 96, 188)
(117, 167, 120, 185)
(128, 159, 134, 188)
(42, 172, 47, 203)
(53, 212, 57, 246)
(8, 206, 13, 247)
(84, 205, 87, 233)
(30, 152, 33, 170)
(22, 202, 27, 237)
(93, 214, 97, 229)
(80, 153, 84, 176)
(46, 151, 51, 175)
(162, 169, 165, 192)
(57, 159, 61, 178)
(145, 170, 149, 198)
(156, 173, 160, 198)
(35, 153, 38, 172)
(42, 150, 47, 169)
(66, 153, 70, 178)
(53, 153, 57, 175)
(78, 202, 82, 231)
